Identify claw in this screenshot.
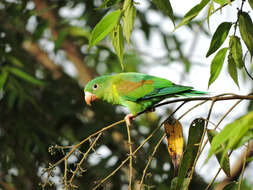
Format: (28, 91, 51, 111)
(124, 114, 135, 126)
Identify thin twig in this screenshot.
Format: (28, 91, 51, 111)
(92, 102, 186, 190)
(126, 124, 133, 190)
(189, 99, 216, 182)
(138, 133, 166, 190)
(178, 100, 208, 120)
(92, 117, 167, 190)
(200, 99, 243, 154)
(243, 52, 253, 81)
(238, 142, 248, 190)
(43, 119, 125, 174)
(202, 99, 243, 190)
(69, 133, 102, 185)
(205, 151, 233, 190)
(64, 159, 68, 190)
(134, 94, 253, 118)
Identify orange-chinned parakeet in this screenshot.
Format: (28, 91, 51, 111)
(84, 72, 206, 126)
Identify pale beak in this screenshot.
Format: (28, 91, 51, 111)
(85, 91, 98, 106)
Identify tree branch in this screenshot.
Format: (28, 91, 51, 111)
(22, 41, 61, 78)
(134, 93, 253, 119)
(33, 0, 95, 85)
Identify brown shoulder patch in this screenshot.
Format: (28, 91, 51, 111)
(117, 79, 153, 94)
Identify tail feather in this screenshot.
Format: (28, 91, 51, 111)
(177, 90, 208, 97)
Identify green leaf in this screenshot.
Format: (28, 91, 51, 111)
(206, 22, 232, 57)
(0, 70, 8, 90)
(174, 0, 209, 31)
(233, 128, 253, 149)
(89, 10, 121, 48)
(33, 18, 49, 41)
(207, 1, 214, 30)
(176, 118, 205, 190)
(111, 24, 124, 70)
(7, 67, 45, 86)
(68, 26, 91, 39)
(171, 177, 191, 190)
(123, 0, 136, 45)
(229, 35, 243, 68)
(247, 156, 253, 163)
(7, 56, 23, 67)
(239, 11, 253, 56)
(8, 90, 17, 109)
(96, 0, 120, 9)
(207, 112, 253, 164)
(228, 53, 239, 87)
(152, 0, 175, 25)
(208, 47, 228, 87)
(214, 0, 228, 5)
(55, 28, 68, 52)
(248, 0, 253, 11)
(207, 130, 230, 177)
(223, 182, 238, 190)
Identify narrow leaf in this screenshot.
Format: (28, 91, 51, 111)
(207, 130, 230, 177)
(7, 56, 23, 67)
(176, 118, 205, 190)
(174, 0, 209, 31)
(33, 19, 49, 41)
(207, 1, 214, 30)
(229, 35, 243, 68)
(96, 0, 120, 9)
(248, 0, 253, 11)
(152, 0, 175, 25)
(206, 22, 232, 57)
(208, 47, 228, 87)
(89, 10, 121, 48)
(55, 28, 68, 52)
(228, 53, 239, 87)
(247, 156, 253, 163)
(239, 11, 253, 56)
(123, 0, 136, 45)
(164, 117, 183, 174)
(111, 23, 124, 69)
(7, 67, 45, 86)
(214, 0, 228, 5)
(8, 90, 17, 109)
(222, 182, 238, 190)
(171, 177, 191, 190)
(68, 26, 91, 39)
(207, 112, 253, 163)
(233, 128, 253, 149)
(0, 70, 8, 90)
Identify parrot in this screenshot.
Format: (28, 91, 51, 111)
(84, 72, 206, 126)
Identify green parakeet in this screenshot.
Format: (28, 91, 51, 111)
(84, 72, 206, 125)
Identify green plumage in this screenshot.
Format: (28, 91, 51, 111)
(84, 72, 206, 114)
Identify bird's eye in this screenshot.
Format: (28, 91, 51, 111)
(93, 84, 98, 90)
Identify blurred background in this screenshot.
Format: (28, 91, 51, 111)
(0, 0, 252, 189)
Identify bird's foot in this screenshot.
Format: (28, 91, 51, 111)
(124, 114, 135, 127)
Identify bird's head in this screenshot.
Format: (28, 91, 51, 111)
(84, 75, 110, 106)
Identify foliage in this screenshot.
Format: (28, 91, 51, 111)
(0, 0, 253, 190)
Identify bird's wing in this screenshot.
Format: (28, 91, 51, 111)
(114, 73, 193, 102)
(139, 85, 193, 100)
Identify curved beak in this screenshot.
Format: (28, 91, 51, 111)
(85, 91, 98, 106)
